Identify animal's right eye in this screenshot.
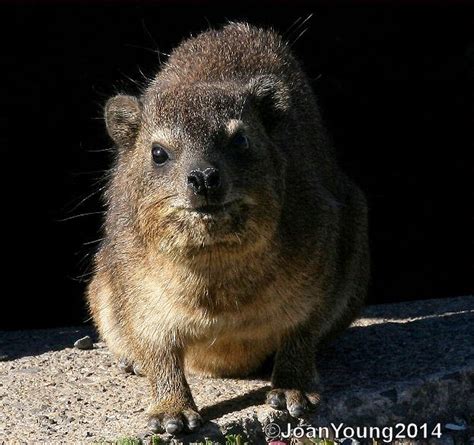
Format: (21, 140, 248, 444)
(152, 144, 170, 166)
(231, 133, 250, 149)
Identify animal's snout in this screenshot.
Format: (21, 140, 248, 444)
(187, 168, 221, 195)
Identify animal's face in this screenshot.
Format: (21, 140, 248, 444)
(105, 77, 289, 253)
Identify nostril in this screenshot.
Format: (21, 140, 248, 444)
(188, 174, 199, 189)
(187, 171, 205, 195)
(204, 168, 221, 189)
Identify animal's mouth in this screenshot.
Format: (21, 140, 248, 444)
(184, 200, 240, 216)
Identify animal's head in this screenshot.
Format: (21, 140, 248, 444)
(105, 75, 290, 255)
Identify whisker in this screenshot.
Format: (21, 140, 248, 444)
(137, 66, 153, 83)
(290, 27, 309, 48)
(64, 185, 107, 214)
(296, 13, 314, 32)
(124, 43, 159, 56)
(118, 69, 147, 90)
(74, 262, 106, 281)
(86, 148, 115, 153)
(70, 170, 111, 177)
(141, 18, 167, 68)
(283, 16, 302, 37)
(83, 238, 105, 246)
(58, 211, 105, 222)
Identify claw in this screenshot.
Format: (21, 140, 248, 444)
(148, 417, 163, 434)
(266, 388, 320, 418)
(147, 408, 202, 435)
(164, 418, 184, 434)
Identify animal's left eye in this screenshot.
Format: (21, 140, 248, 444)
(151, 144, 170, 166)
(231, 133, 249, 148)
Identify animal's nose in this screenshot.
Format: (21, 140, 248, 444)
(187, 168, 221, 195)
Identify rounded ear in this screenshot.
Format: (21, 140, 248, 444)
(247, 75, 291, 131)
(104, 95, 141, 149)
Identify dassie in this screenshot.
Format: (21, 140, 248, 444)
(87, 22, 369, 435)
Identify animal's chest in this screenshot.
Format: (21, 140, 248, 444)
(180, 273, 317, 377)
(184, 290, 276, 340)
(182, 292, 286, 377)
(135, 261, 315, 349)
(181, 278, 311, 342)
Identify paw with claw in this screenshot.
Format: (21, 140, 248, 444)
(147, 403, 202, 435)
(266, 388, 320, 418)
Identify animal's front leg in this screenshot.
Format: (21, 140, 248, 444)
(145, 347, 202, 434)
(266, 324, 321, 417)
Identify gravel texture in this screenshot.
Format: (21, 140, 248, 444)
(1, 296, 473, 444)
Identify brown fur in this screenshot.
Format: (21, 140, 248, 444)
(87, 22, 369, 434)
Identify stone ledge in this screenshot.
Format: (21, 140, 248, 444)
(0, 296, 473, 444)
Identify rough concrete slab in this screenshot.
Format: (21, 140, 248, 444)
(0, 296, 473, 444)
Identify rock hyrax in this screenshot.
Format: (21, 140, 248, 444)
(87, 22, 369, 435)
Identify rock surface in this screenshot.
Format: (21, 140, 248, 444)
(0, 296, 473, 444)
(74, 335, 94, 351)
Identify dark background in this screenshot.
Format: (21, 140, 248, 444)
(1, 2, 472, 329)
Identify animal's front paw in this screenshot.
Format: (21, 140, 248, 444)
(266, 388, 320, 418)
(147, 406, 202, 435)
